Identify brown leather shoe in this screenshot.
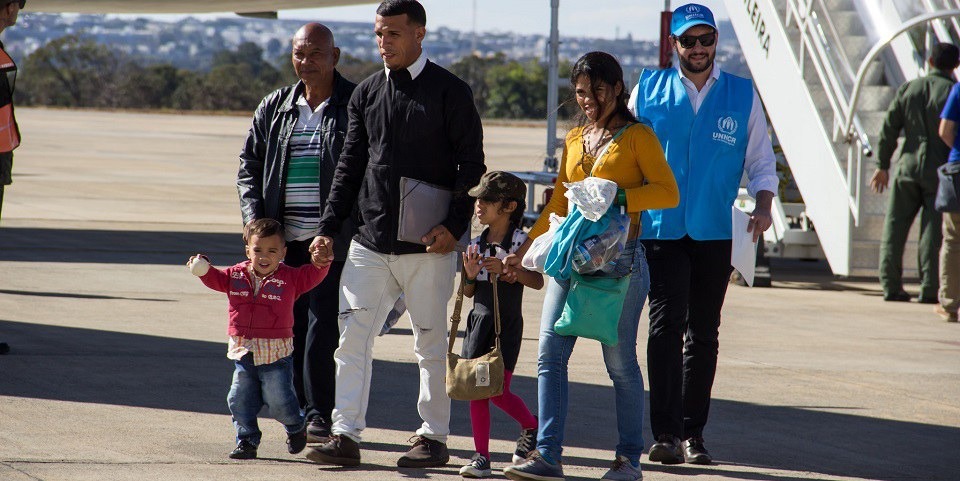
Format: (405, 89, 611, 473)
(397, 435, 449, 468)
(305, 434, 361, 466)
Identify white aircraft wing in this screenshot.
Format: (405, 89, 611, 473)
(26, 0, 377, 14)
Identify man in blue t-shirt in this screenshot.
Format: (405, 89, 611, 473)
(937, 83, 960, 322)
(941, 84, 960, 164)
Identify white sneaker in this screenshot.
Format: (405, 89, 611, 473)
(459, 453, 492, 478)
(601, 455, 642, 481)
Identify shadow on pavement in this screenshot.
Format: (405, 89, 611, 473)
(0, 228, 886, 298)
(0, 319, 955, 480)
(0, 227, 243, 265)
(768, 258, 880, 292)
(0, 288, 175, 302)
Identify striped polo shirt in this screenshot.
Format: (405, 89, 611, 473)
(284, 95, 330, 242)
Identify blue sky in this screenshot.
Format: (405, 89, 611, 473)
(144, 0, 730, 41)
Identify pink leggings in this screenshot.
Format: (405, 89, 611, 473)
(469, 370, 538, 457)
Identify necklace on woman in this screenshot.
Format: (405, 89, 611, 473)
(579, 123, 618, 173)
(585, 126, 612, 156)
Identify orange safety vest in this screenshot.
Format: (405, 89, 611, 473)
(0, 46, 19, 152)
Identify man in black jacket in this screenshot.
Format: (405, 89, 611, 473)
(237, 23, 356, 446)
(306, 0, 485, 469)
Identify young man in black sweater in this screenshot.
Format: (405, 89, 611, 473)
(306, 0, 486, 469)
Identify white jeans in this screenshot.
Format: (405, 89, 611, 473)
(331, 241, 455, 442)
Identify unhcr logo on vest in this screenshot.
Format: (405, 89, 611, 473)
(685, 4, 705, 20)
(712, 116, 738, 146)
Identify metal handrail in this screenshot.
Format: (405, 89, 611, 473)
(843, 10, 960, 142)
(782, 0, 877, 223)
(921, 0, 960, 47)
(777, 0, 958, 226)
(950, 0, 960, 43)
(790, 0, 872, 147)
(810, 2, 857, 85)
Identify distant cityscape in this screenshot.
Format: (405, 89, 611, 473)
(4, 13, 750, 82)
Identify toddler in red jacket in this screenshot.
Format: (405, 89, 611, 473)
(187, 218, 329, 460)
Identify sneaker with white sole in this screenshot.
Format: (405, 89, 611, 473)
(459, 453, 492, 478)
(601, 455, 642, 481)
(512, 425, 538, 464)
(503, 450, 564, 481)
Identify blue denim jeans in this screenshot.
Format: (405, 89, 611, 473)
(227, 353, 305, 445)
(536, 240, 649, 465)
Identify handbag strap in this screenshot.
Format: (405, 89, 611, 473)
(490, 275, 502, 351)
(447, 271, 466, 354)
(447, 270, 502, 354)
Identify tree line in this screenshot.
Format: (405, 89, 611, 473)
(15, 34, 576, 119)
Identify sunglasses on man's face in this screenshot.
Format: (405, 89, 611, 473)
(675, 32, 716, 49)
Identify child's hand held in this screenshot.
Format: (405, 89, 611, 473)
(481, 257, 504, 275)
(311, 249, 333, 268)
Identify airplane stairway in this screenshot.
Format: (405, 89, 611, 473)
(723, 0, 960, 277)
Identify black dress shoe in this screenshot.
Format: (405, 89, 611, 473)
(917, 297, 939, 304)
(229, 440, 258, 460)
(682, 437, 712, 465)
(648, 434, 683, 464)
(883, 291, 911, 302)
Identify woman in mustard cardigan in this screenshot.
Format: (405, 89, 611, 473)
(504, 51, 679, 481)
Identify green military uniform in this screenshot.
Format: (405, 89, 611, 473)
(877, 70, 955, 300)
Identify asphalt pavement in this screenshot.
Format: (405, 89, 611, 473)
(0, 108, 957, 481)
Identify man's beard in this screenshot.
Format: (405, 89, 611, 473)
(678, 50, 715, 74)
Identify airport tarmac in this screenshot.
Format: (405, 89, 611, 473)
(0, 108, 958, 481)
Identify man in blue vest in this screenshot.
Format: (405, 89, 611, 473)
(629, 3, 778, 465)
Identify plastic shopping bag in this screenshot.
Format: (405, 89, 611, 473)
(563, 177, 618, 221)
(521, 213, 564, 273)
(570, 211, 629, 275)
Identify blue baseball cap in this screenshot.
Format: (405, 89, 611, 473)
(671, 3, 717, 36)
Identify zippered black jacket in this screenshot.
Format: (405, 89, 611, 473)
(318, 61, 486, 255)
(237, 72, 358, 260)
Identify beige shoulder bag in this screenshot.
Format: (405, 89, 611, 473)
(445, 272, 505, 401)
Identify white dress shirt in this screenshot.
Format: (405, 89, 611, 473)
(384, 50, 428, 80)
